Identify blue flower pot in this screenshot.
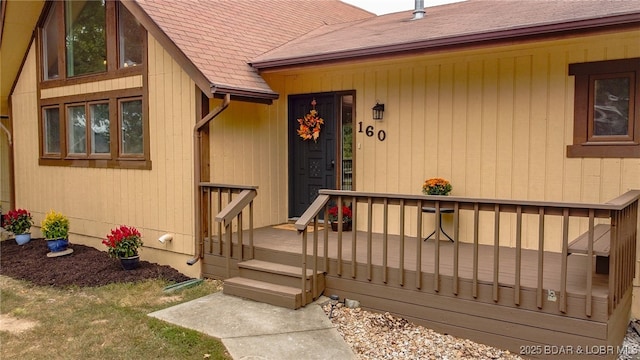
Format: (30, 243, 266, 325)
(120, 255, 140, 270)
(15, 233, 31, 245)
(46, 238, 69, 252)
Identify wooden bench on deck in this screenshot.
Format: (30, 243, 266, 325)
(568, 224, 611, 275)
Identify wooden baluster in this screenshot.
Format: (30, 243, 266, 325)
(383, 198, 389, 284)
(432, 200, 438, 292)
(560, 208, 569, 313)
(399, 199, 405, 286)
(352, 197, 358, 279)
(473, 203, 479, 298)
(313, 217, 318, 301)
(537, 208, 545, 309)
(249, 200, 254, 259)
(301, 227, 308, 306)
(586, 210, 594, 317)
(493, 204, 500, 302)
(514, 206, 522, 306)
(367, 197, 373, 281)
(324, 206, 329, 273)
(453, 202, 459, 295)
(217, 188, 223, 255)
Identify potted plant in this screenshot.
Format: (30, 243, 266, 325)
(102, 225, 143, 270)
(3, 208, 34, 245)
(328, 204, 352, 231)
(422, 177, 452, 196)
(41, 210, 70, 253)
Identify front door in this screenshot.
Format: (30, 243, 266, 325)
(289, 94, 337, 218)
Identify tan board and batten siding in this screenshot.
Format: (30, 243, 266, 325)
(251, 30, 640, 247)
(10, 35, 199, 277)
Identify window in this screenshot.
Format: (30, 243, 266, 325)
(91, 103, 111, 154)
(38, 1, 149, 169)
(43, 107, 61, 154)
(119, 99, 143, 156)
(118, 3, 144, 68)
(567, 58, 640, 158)
(40, 0, 145, 82)
(65, 0, 106, 77)
(42, 2, 61, 80)
(67, 104, 87, 155)
(39, 91, 149, 169)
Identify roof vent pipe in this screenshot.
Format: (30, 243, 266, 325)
(412, 0, 425, 20)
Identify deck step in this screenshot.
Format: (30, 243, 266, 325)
(238, 259, 325, 299)
(239, 259, 321, 278)
(223, 277, 312, 309)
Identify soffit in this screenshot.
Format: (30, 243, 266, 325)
(0, 0, 45, 116)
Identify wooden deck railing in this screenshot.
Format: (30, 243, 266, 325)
(200, 183, 257, 277)
(295, 190, 640, 315)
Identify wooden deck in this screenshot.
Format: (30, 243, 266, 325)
(198, 186, 639, 358)
(202, 225, 629, 358)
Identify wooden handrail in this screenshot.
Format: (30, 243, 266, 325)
(295, 194, 330, 231)
(215, 189, 258, 225)
(297, 189, 640, 313)
(200, 182, 258, 191)
(199, 184, 258, 278)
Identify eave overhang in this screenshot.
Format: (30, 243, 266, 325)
(251, 13, 640, 71)
(123, 0, 278, 103)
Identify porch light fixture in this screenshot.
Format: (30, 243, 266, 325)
(372, 102, 385, 120)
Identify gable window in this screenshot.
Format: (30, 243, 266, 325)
(118, 3, 144, 68)
(42, 2, 61, 80)
(65, 0, 107, 77)
(567, 58, 640, 158)
(40, 0, 145, 83)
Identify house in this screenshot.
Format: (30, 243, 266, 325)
(1, 0, 639, 355)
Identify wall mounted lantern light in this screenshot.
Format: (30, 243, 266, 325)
(372, 102, 385, 120)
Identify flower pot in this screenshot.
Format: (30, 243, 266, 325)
(46, 238, 69, 252)
(15, 233, 31, 245)
(120, 255, 140, 270)
(330, 221, 352, 232)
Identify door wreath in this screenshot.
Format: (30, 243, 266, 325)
(297, 99, 324, 142)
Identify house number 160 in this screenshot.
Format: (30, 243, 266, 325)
(358, 122, 386, 141)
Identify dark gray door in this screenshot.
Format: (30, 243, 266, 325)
(289, 94, 336, 218)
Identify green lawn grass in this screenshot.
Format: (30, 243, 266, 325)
(0, 276, 231, 359)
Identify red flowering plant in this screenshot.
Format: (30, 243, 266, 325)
(102, 225, 143, 258)
(328, 205, 352, 223)
(2, 208, 33, 235)
(296, 99, 324, 142)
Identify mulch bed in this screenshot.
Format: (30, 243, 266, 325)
(0, 238, 191, 287)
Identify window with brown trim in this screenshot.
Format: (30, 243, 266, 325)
(567, 58, 640, 158)
(39, 0, 145, 86)
(39, 91, 150, 169)
(37, 1, 150, 169)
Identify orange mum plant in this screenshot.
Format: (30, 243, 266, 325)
(422, 178, 452, 196)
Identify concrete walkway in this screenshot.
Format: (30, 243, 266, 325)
(148, 293, 356, 360)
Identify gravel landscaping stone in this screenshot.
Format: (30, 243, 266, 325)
(323, 303, 640, 360)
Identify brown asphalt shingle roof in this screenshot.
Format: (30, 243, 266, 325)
(134, 0, 374, 98)
(251, 0, 640, 69)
